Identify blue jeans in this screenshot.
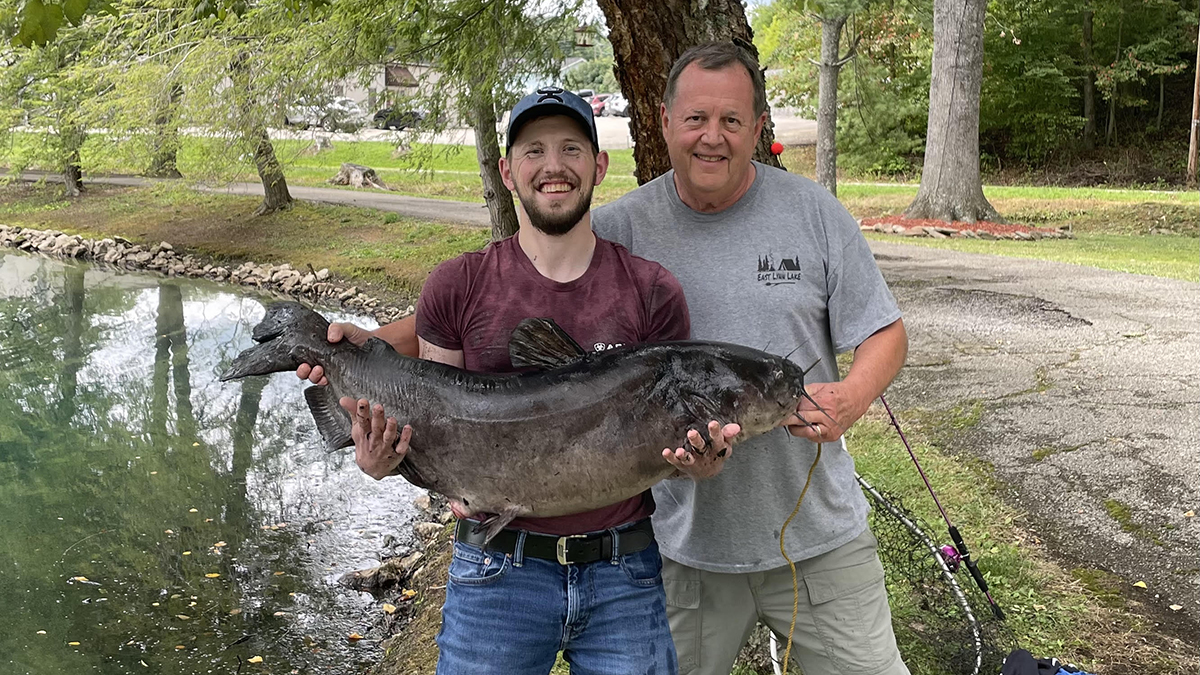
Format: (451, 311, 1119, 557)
(435, 526, 678, 675)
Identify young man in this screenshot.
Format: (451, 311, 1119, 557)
(300, 88, 688, 674)
(591, 43, 910, 675)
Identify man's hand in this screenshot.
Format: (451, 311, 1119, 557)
(783, 382, 867, 443)
(340, 397, 412, 481)
(663, 420, 740, 480)
(296, 323, 372, 386)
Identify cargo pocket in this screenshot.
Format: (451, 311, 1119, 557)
(804, 556, 895, 674)
(447, 542, 510, 587)
(661, 558, 702, 674)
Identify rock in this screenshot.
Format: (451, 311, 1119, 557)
(898, 228, 924, 237)
(413, 494, 432, 511)
(315, 268, 331, 281)
(891, 225, 907, 235)
(978, 231, 997, 240)
(921, 227, 948, 239)
(338, 551, 425, 596)
(438, 510, 454, 524)
(413, 522, 443, 545)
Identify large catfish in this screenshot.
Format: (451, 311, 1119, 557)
(221, 302, 817, 541)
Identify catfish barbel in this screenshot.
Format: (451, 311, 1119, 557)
(221, 302, 818, 541)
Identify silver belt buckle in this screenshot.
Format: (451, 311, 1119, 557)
(555, 534, 586, 565)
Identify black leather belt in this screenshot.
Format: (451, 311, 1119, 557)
(454, 518, 655, 565)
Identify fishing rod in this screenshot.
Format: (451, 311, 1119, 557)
(878, 394, 1005, 621)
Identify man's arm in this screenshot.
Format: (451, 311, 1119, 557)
(786, 318, 908, 442)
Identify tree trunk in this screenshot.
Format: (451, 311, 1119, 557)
(1081, 4, 1096, 150)
(465, 83, 518, 241)
(1157, 73, 1164, 129)
(62, 124, 85, 198)
(904, 0, 1002, 223)
(1106, 9, 1122, 146)
(251, 127, 293, 216)
(597, 0, 784, 184)
(816, 15, 849, 196)
(146, 83, 184, 179)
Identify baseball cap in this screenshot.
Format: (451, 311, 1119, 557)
(505, 87, 599, 153)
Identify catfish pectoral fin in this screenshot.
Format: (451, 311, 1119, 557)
(220, 338, 296, 381)
(472, 506, 522, 547)
(305, 386, 353, 451)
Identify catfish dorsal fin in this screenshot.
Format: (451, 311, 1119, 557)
(509, 318, 587, 370)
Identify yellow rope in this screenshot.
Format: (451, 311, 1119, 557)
(778, 441, 823, 674)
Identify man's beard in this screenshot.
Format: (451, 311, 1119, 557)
(517, 182, 595, 237)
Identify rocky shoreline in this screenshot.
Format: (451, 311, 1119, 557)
(0, 223, 415, 324)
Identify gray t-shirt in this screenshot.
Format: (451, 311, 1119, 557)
(593, 162, 902, 573)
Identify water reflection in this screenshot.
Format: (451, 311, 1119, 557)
(0, 252, 422, 675)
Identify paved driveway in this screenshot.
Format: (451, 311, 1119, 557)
(872, 240, 1199, 623)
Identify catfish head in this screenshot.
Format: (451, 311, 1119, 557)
(664, 343, 813, 440)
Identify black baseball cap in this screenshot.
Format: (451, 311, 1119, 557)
(506, 87, 599, 153)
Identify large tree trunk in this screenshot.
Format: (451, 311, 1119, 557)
(816, 15, 850, 196)
(1081, 4, 1097, 150)
(251, 127, 293, 216)
(465, 83, 518, 241)
(146, 83, 184, 179)
(597, 0, 784, 184)
(904, 0, 1001, 223)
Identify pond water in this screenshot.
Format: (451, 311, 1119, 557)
(0, 252, 423, 675)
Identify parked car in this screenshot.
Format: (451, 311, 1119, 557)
(590, 94, 612, 117)
(605, 93, 629, 117)
(285, 97, 366, 133)
(574, 89, 595, 100)
(373, 108, 427, 130)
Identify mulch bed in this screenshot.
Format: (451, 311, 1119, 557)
(861, 215, 1072, 240)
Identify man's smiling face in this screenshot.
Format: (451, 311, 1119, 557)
(501, 115, 608, 236)
(661, 62, 765, 211)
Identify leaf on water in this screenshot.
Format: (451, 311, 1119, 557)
(1133, 581, 1148, 589)
(176, 614, 190, 620)
(382, 603, 397, 614)
(205, 573, 220, 578)
(68, 641, 80, 646)
(273, 611, 288, 617)
(204, 518, 214, 523)
(273, 571, 285, 576)
(164, 530, 173, 535)
(188, 508, 198, 513)
(192, 442, 200, 447)
(1186, 511, 1195, 518)
(229, 608, 242, 615)
(182, 551, 191, 556)
(401, 589, 416, 599)
(175, 645, 185, 650)
(36, 630, 46, 635)
(170, 594, 181, 599)
(346, 633, 363, 641)
(1169, 604, 1182, 611)
(151, 603, 159, 607)
(150, 471, 158, 475)
(247, 656, 263, 664)
(139, 660, 148, 667)
(188, 602, 197, 607)
(214, 541, 227, 548)
(71, 576, 89, 582)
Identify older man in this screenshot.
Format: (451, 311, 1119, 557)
(591, 42, 910, 675)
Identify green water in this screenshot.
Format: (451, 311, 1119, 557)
(0, 252, 422, 675)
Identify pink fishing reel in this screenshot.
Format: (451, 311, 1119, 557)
(940, 544, 962, 572)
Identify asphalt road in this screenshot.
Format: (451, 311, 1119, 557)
(873, 241, 1199, 624)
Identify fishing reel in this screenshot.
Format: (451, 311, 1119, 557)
(939, 544, 962, 573)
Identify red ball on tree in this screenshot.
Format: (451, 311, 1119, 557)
(770, 141, 784, 155)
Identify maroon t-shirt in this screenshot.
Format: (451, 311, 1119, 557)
(415, 234, 690, 535)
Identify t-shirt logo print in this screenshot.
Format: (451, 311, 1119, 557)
(756, 252, 803, 286)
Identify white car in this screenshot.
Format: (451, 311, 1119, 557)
(285, 97, 366, 132)
(606, 93, 629, 117)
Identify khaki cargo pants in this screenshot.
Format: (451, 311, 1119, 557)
(662, 528, 909, 675)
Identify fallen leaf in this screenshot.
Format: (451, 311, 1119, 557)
(273, 611, 288, 617)
(273, 571, 285, 576)
(150, 471, 157, 475)
(188, 601, 196, 607)
(176, 614, 190, 620)
(139, 660, 148, 667)
(192, 442, 200, 447)
(188, 508, 198, 513)
(214, 541, 227, 548)
(164, 530, 173, 535)
(1185, 511, 1195, 518)
(347, 633, 363, 641)
(152, 602, 160, 607)
(68, 641, 80, 646)
(182, 551, 191, 556)
(71, 576, 89, 582)
(247, 656, 263, 664)
(1169, 604, 1182, 611)
(382, 603, 397, 614)
(401, 589, 416, 599)
(204, 518, 213, 523)
(170, 594, 181, 599)
(175, 645, 185, 650)
(229, 608, 242, 615)
(205, 573, 220, 578)
(1133, 581, 1148, 589)
(36, 630, 46, 635)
